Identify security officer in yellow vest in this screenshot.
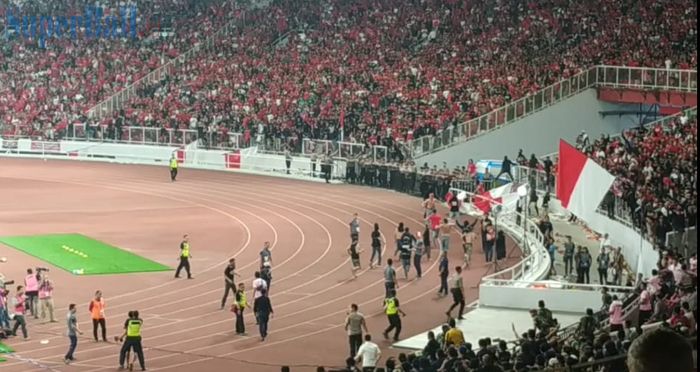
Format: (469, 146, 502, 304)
(118, 310, 146, 371)
(175, 234, 193, 279)
(382, 292, 406, 342)
(169, 153, 178, 182)
(233, 283, 248, 335)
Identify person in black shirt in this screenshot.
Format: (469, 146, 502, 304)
(370, 223, 382, 268)
(398, 228, 415, 280)
(543, 156, 553, 189)
(348, 240, 363, 279)
(221, 259, 240, 310)
(496, 156, 516, 182)
(253, 289, 273, 341)
(261, 264, 272, 294)
(422, 331, 440, 360)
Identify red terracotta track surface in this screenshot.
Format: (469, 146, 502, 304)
(0, 158, 520, 372)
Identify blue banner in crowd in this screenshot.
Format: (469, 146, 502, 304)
(4, 5, 138, 48)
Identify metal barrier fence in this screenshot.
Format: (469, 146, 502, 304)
(410, 65, 698, 158)
(666, 227, 697, 258)
(449, 187, 552, 283)
(60, 123, 247, 148)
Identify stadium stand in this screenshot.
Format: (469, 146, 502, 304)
(0, 0, 697, 371)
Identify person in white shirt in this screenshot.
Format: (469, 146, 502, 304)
(252, 271, 267, 299)
(355, 334, 381, 370)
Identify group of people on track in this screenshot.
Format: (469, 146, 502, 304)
(50, 169, 480, 369)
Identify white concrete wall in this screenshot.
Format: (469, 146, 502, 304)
(421, 89, 648, 169)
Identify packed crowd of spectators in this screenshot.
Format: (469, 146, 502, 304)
(0, 0, 240, 139)
(2, 0, 696, 151)
(578, 113, 697, 249)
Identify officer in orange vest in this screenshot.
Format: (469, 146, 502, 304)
(89, 290, 107, 342)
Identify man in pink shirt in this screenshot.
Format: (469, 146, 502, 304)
(11, 285, 29, 339)
(608, 295, 624, 334)
(38, 275, 57, 323)
(24, 268, 39, 319)
(639, 288, 653, 325)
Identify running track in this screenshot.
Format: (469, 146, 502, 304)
(0, 159, 520, 372)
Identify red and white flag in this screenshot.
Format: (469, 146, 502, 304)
(556, 140, 615, 220)
(473, 182, 520, 215)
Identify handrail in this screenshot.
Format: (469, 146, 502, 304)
(411, 66, 698, 158)
(449, 186, 552, 284)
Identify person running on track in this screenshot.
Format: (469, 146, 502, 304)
(369, 223, 382, 269)
(383, 293, 406, 342)
(438, 218, 457, 254)
(461, 226, 476, 269)
(427, 210, 442, 253)
(348, 239, 364, 279)
(393, 223, 405, 257)
(422, 193, 437, 218)
(384, 259, 398, 298)
(221, 259, 240, 310)
(398, 228, 415, 280)
(349, 213, 360, 242)
(413, 232, 424, 278)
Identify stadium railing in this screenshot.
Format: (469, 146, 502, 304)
(448, 186, 552, 284)
(410, 65, 698, 158)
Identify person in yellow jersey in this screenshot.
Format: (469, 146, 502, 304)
(232, 283, 247, 335)
(118, 310, 145, 371)
(174, 234, 193, 279)
(169, 153, 178, 182)
(444, 318, 465, 348)
(382, 292, 406, 342)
